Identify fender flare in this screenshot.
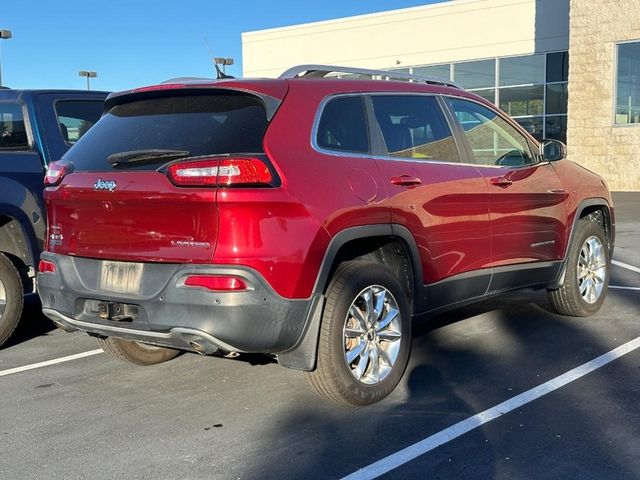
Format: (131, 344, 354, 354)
(551, 197, 613, 289)
(277, 224, 424, 372)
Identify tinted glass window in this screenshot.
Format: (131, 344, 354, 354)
(413, 64, 452, 82)
(447, 98, 535, 167)
(470, 88, 496, 104)
(499, 85, 544, 116)
(317, 96, 369, 154)
(545, 116, 567, 143)
(372, 95, 459, 162)
(545, 83, 568, 114)
(547, 52, 569, 83)
(453, 60, 496, 89)
(0, 103, 28, 151)
(64, 93, 268, 171)
(55, 100, 104, 144)
(515, 117, 544, 142)
(499, 54, 545, 86)
(616, 42, 640, 124)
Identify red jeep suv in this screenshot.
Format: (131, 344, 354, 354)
(38, 65, 614, 406)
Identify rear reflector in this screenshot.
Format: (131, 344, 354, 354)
(167, 158, 272, 187)
(38, 260, 56, 274)
(44, 161, 72, 186)
(184, 275, 248, 291)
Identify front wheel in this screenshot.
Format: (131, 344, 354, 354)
(548, 218, 610, 316)
(97, 337, 180, 366)
(306, 261, 411, 406)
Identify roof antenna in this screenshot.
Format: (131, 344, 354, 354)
(203, 37, 235, 79)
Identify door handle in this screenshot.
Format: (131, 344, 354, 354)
(490, 176, 513, 187)
(391, 175, 422, 186)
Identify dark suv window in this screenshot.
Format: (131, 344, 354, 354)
(0, 103, 28, 151)
(447, 98, 536, 167)
(316, 96, 369, 154)
(55, 100, 104, 145)
(64, 92, 268, 171)
(371, 95, 460, 163)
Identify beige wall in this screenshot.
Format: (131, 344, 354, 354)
(567, 0, 640, 191)
(242, 0, 568, 78)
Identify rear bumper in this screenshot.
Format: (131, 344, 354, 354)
(37, 253, 314, 357)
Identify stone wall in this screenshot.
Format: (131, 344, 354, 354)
(568, 0, 640, 191)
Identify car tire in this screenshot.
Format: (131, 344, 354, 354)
(306, 261, 411, 406)
(97, 337, 180, 366)
(548, 218, 610, 317)
(0, 253, 24, 348)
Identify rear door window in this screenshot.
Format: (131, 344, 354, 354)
(0, 103, 28, 151)
(371, 95, 460, 163)
(64, 92, 268, 171)
(316, 96, 369, 154)
(55, 100, 104, 144)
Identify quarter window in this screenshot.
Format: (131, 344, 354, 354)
(55, 100, 104, 144)
(371, 95, 460, 163)
(316, 96, 369, 154)
(0, 103, 28, 151)
(447, 98, 535, 167)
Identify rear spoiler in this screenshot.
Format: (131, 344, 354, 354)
(104, 82, 286, 121)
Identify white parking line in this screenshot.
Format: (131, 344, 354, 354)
(612, 260, 640, 274)
(0, 349, 103, 378)
(341, 336, 640, 480)
(610, 286, 640, 291)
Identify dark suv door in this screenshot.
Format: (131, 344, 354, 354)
(369, 94, 491, 312)
(444, 97, 568, 290)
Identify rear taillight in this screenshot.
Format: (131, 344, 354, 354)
(167, 158, 273, 187)
(184, 275, 248, 291)
(44, 161, 72, 186)
(38, 260, 56, 274)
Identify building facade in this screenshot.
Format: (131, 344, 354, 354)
(242, 0, 639, 190)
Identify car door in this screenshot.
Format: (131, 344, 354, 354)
(368, 94, 491, 313)
(444, 97, 568, 290)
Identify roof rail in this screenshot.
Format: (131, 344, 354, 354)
(279, 64, 461, 89)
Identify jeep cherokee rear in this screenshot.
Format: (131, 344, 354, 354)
(38, 66, 614, 406)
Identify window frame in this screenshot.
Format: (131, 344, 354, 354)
(311, 92, 468, 166)
(441, 95, 542, 169)
(0, 100, 34, 153)
(613, 39, 640, 128)
(311, 93, 373, 157)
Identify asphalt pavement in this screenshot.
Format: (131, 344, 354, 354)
(0, 192, 638, 480)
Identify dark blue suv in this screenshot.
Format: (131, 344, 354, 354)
(0, 88, 108, 346)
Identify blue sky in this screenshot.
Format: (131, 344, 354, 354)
(2, 0, 446, 92)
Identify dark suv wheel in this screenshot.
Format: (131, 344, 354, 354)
(306, 261, 411, 406)
(0, 253, 24, 348)
(548, 217, 610, 316)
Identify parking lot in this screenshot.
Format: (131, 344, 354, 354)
(0, 192, 638, 480)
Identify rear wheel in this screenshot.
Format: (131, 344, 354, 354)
(548, 218, 609, 316)
(97, 337, 180, 365)
(306, 261, 411, 406)
(0, 253, 24, 348)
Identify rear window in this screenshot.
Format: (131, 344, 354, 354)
(55, 100, 104, 144)
(0, 103, 28, 151)
(316, 96, 369, 154)
(64, 92, 268, 171)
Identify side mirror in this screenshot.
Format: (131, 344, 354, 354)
(540, 139, 567, 162)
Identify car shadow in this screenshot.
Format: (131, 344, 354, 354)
(239, 287, 640, 479)
(1, 294, 56, 350)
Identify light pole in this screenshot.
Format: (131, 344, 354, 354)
(78, 70, 97, 90)
(213, 57, 234, 74)
(0, 29, 12, 87)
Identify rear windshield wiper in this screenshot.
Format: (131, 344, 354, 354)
(107, 149, 190, 168)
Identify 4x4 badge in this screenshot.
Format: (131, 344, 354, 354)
(94, 179, 117, 192)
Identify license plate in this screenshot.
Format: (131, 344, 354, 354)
(100, 261, 143, 294)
